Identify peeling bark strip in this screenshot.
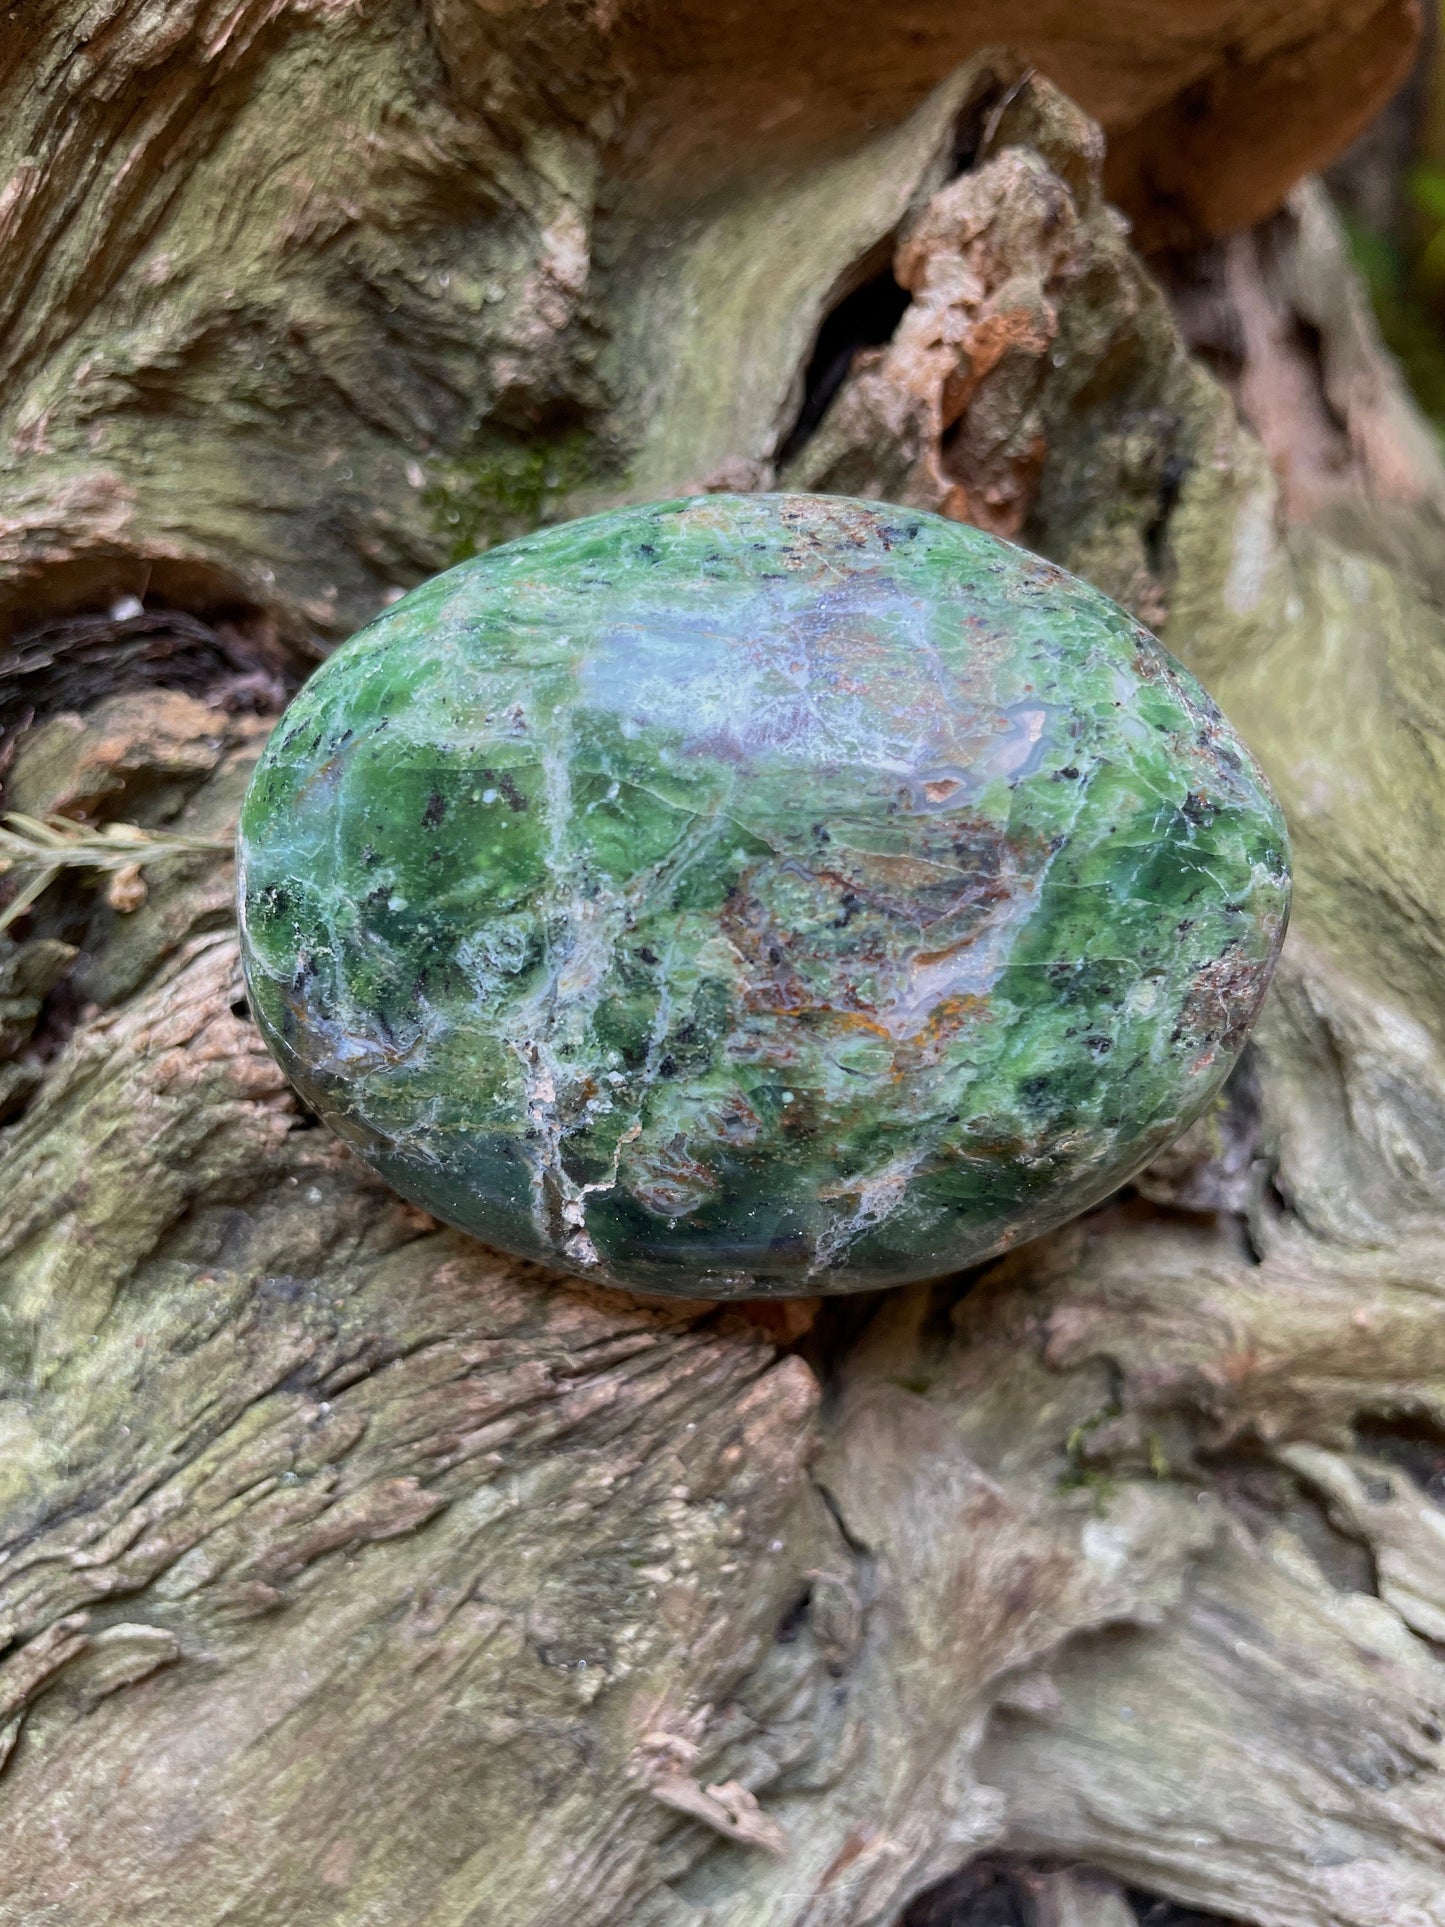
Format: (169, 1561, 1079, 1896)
(5, 5, 1445, 1923)
(650, 1776, 790, 1859)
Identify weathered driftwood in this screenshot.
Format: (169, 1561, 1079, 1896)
(4, 6, 1445, 1923)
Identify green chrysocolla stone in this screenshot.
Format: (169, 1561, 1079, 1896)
(238, 494, 1290, 1298)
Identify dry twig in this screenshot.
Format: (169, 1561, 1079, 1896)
(0, 813, 233, 932)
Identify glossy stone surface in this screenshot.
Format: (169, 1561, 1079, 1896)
(238, 495, 1290, 1297)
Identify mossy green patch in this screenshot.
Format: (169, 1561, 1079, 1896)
(426, 428, 607, 563)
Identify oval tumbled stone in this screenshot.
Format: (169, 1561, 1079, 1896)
(238, 494, 1290, 1298)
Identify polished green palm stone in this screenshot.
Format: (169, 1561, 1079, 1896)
(238, 494, 1290, 1298)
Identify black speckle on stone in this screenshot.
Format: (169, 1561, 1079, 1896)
(422, 789, 447, 827)
(638, 946, 659, 966)
(1181, 791, 1216, 827)
(658, 1055, 678, 1078)
(1059, 765, 1080, 780)
(481, 767, 528, 813)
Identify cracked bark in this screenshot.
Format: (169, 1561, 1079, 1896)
(3, 6, 1445, 1925)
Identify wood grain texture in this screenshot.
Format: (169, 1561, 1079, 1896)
(0, 3, 1421, 640)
